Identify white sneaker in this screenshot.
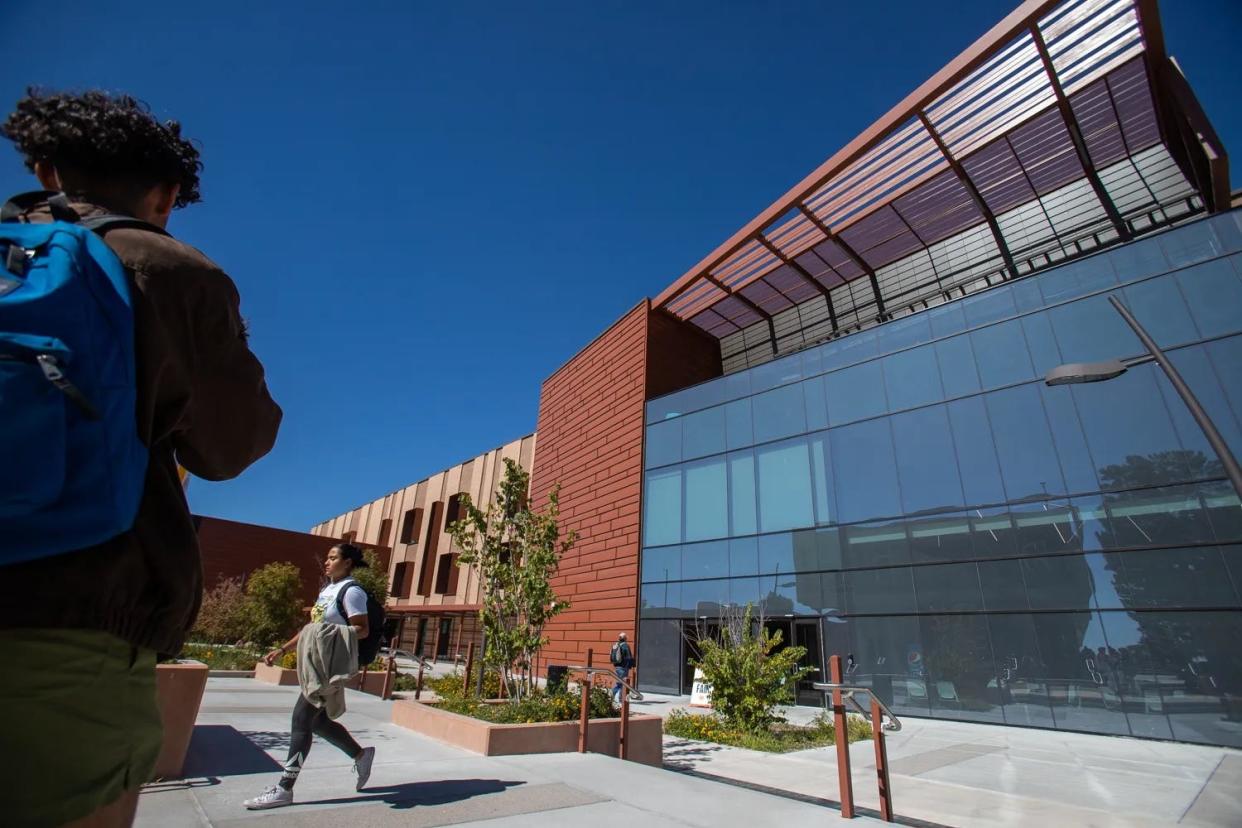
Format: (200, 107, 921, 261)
(243, 785, 293, 810)
(353, 746, 375, 791)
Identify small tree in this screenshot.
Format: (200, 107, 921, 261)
(691, 603, 811, 733)
(351, 548, 390, 606)
(191, 576, 250, 644)
(243, 562, 305, 647)
(448, 458, 574, 701)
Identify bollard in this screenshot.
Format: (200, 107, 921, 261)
(578, 648, 593, 753)
(382, 654, 396, 700)
(464, 642, 476, 697)
(871, 698, 893, 821)
(830, 655, 855, 819)
(619, 685, 630, 761)
(415, 656, 426, 700)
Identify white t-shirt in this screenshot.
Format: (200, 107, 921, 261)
(311, 578, 368, 626)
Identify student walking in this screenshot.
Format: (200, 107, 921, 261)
(0, 89, 281, 828)
(244, 543, 378, 810)
(610, 632, 636, 705)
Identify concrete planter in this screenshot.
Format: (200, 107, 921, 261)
(391, 699, 663, 767)
(253, 662, 300, 686)
(153, 660, 209, 779)
(352, 669, 389, 697)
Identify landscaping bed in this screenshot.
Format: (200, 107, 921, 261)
(664, 709, 873, 753)
(179, 643, 264, 671)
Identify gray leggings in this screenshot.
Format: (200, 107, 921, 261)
(279, 693, 361, 789)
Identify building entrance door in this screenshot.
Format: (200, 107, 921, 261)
(436, 617, 453, 658)
(794, 619, 824, 706)
(415, 617, 428, 656)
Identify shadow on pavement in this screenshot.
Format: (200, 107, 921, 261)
(298, 778, 526, 810)
(180, 726, 284, 777)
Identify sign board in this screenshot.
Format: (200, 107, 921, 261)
(690, 668, 713, 708)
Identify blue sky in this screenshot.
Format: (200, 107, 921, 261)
(3, 1, 1238, 532)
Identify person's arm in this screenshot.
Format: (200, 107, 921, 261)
(264, 628, 303, 666)
(348, 614, 370, 642)
(170, 265, 282, 481)
(342, 584, 370, 641)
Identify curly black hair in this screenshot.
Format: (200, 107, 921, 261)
(1, 88, 202, 209)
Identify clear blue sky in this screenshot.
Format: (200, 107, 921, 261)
(3, 1, 1238, 532)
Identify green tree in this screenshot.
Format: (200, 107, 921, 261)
(350, 548, 390, 606)
(243, 562, 305, 647)
(447, 458, 575, 701)
(691, 603, 811, 733)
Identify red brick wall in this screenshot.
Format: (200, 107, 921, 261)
(646, 307, 723, 400)
(530, 302, 649, 669)
(196, 516, 391, 607)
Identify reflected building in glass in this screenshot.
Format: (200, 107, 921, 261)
(504, 0, 1242, 750)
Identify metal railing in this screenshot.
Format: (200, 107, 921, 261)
(565, 649, 644, 761)
(813, 655, 898, 822)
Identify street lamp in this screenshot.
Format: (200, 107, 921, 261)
(1044, 294, 1242, 498)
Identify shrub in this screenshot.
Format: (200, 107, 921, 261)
(180, 643, 264, 671)
(433, 686, 613, 724)
(664, 708, 872, 753)
(350, 549, 389, 606)
(428, 666, 502, 700)
(279, 650, 297, 670)
(243, 562, 305, 647)
(690, 604, 811, 733)
(190, 576, 249, 644)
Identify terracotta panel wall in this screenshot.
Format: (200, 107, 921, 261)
(531, 302, 650, 668)
(646, 307, 723, 400)
(196, 516, 389, 607)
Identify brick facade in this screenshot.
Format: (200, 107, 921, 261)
(531, 302, 722, 672)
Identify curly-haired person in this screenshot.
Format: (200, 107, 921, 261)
(0, 89, 282, 828)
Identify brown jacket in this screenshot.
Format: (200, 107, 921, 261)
(1, 198, 282, 655)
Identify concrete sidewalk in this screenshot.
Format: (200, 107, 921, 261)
(634, 693, 1242, 827)
(137, 678, 886, 827)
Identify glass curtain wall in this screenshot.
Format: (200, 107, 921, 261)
(640, 212, 1242, 747)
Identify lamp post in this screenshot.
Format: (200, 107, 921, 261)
(1044, 294, 1242, 498)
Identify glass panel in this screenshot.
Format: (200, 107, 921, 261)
(1072, 495, 1114, 551)
(1040, 384, 1100, 495)
(928, 301, 967, 338)
(763, 569, 829, 615)
(756, 438, 815, 532)
(1101, 486, 1215, 547)
(644, 468, 681, 547)
(1011, 276, 1044, 313)
(891, 406, 966, 514)
(1170, 344, 1242, 465)
(842, 521, 911, 568)
(825, 360, 887, 426)
(726, 449, 758, 536)
(729, 576, 763, 608)
(750, 356, 805, 394)
(752, 383, 808, 444)
(1122, 275, 1200, 348)
(1160, 216, 1228, 267)
(1034, 611, 1131, 735)
(794, 527, 843, 572)
(962, 287, 1018, 327)
(1012, 502, 1081, 556)
(1073, 365, 1190, 489)
(947, 396, 1007, 507)
(1048, 294, 1140, 365)
(681, 578, 729, 617)
(970, 508, 1018, 559)
(757, 533, 795, 576)
(1037, 256, 1117, 305)
(971, 319, 1035, 389)
(914, 562, 983, 612)
(723, 367, 752, 403)
(935, 334, 981, 399)
(645, 419, 681, 468)
(1205, 336, 1242, 461)
(641, 582, 682, 618)
(682, 539, 730, 580)
(642, 544, 681, 583)
(804, 376, 829, 431)
(684, 457, 728, 542)
(682, 405, 725, 461)
(1022, 554, 1102, 610)
(1095, 610, 1171, 740)
(831, 419, 902, 523)
(655, 381, 725, 422)
(1106, 233, 1168, 286)
(1021, 312, 1063, 378)
(801, 346, 823, 378)
(637, 619, 683, 693)
(987, 614, 1056, 728)
(831, 615, 930, 717)
(843, 567, 917, 614)
(876, 313, 932, 352)
(1177, 258, 1242, 339)
(725, 398, 753, 451)
(728, 536, 758, 577)
(809, 433, 834, 525)
(821, 329, 879, 371)
(985, 384, 1067, 502)
(978, 559, 1029, 610)
(1205, 485, 1242, 543)
(1103, 547, 1240, 610)
(883, 344, 944, 411)
(908, 514, 974, 564)
(921, 614, 1005, 721)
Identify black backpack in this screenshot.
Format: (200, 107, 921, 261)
(335, 582, 386, 666)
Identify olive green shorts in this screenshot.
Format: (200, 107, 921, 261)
(0, 629, 162, 827)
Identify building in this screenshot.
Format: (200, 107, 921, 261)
(314, 0, 1241, 746)
(311, 434, 536, 662)
(527, 0, 1242, 748)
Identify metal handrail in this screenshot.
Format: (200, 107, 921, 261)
(381, 647, 433, 669)
(565, 664, 644, 699)
(812, 682, 902, 732)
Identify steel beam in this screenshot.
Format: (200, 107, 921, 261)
(797, 205, 887, 320)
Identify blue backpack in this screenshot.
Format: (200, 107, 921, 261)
(0, 191, 153, 564)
